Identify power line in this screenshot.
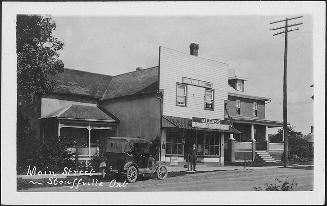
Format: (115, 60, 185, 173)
(269, 16, 303, 168)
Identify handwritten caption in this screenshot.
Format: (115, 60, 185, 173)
(26, 165, 128, 189)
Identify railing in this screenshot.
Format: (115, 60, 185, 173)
(234, 142, 252, 151)
(66, 147, 98, 156)
(269, 143, 284, 151)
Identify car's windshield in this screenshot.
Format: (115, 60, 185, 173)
(130, 143, 150, 155)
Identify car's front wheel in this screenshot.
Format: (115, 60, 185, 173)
(126, 165, 138, 183)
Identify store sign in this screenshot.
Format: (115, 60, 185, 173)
(192, 117, 229, 130)
(182, 77, 213, 88)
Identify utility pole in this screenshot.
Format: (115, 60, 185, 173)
(270, 16, 303, 168)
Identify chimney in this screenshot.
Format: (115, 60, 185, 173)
(189, 43, 199, 56)
(311, 126, 314, 134)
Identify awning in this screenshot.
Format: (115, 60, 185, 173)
(40, 104, 119, 123)
(162, 115, 241, 133)
(225, 116, 284, 128)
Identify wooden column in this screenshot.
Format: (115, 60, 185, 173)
(88, 123, 91, 158)
(58, 122, 61, 139)
(251, 124, 255, 141)
(266, 125, 269, 152)
(220, 133, 224, 166)
(251, 124, 256, 161)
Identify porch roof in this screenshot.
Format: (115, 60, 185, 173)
(40, 105, 118, 122)
(227, 116, 284, 127)
(162, 115, 241, 133)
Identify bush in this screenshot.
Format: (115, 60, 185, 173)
(270, 126, 313, 161)
(254, 177, 298, 191)
(17, 136, 76, 174)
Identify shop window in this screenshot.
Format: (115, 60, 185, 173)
(236, 100, 241, 115)
(204, 89, 214, 110)
(253, 102, 258, 117)
(176, 83, 187, 107)
(206, 134, 221, 156)
(197, 133, 221, 156)
(166, 131, 184, 155)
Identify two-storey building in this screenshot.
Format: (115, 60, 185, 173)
(100, 44, 237, 166)
(224, 69, 284, 163)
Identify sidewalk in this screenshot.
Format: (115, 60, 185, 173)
(167, 165, 282, 173)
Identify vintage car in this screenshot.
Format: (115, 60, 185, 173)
(99, 136, 168, 183)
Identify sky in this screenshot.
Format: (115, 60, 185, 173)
(53, 15, 313, 135)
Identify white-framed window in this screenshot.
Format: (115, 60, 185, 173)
(236, 80, 244, 92)
(253, 102, 258, 117)
(203, 134, 221, 156)
(236, 100, 241, 115)
(176, 83, 187, 106)
(204, 89, 214, 110)
(166, 131, 184, 155)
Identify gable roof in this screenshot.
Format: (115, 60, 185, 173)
(52, 68, 113, 98)
(41, 104, 117, 122)
(101, 66, 159, 100)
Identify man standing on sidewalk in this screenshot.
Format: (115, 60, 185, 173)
(191, 144, 197, 171)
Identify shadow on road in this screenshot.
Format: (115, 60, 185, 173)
(288, 166, 313, 170)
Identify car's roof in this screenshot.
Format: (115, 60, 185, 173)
(106, 136, 152, 144)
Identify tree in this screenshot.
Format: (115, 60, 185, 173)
(17, 15, 64, 107)
(269, 125, 302, 143)
(270, 125, 313, 161)
(16, 15, 64, 172)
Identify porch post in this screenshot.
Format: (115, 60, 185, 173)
(220, 133, 224, 166)
(58, 122, 61, 139)
(88, 124, 91, 158)
(265, 125, 269, 152)
(228, 133, 235, 162)
(251, 124, 255, 141)
(251, 124, 256, 161)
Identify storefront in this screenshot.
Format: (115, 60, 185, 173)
(161, 115, 239, 166)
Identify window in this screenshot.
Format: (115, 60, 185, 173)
(236, 100, 241, 115)
(253, 102, 258, 117)
(199, 134, 221, 156)
(166, 131, 184, 155)
(204, 89, 214, 110)
(236, 80, 244, 92)
(176, 83, 187, 106)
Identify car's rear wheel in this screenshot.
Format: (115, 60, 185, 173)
(126, 165, 138, 183)
(157, 165, 168, 180)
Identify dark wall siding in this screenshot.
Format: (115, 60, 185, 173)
(234, 123, 252, 141)
(255, 125, 266, 142)
(101, 95, 161, 141)
(225, 95, 265, 119)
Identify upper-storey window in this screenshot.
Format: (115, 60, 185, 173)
(176, 83, 187, 107)
(204, 89, 214, 110)
(236, 80, 244, 92)
(253, 102, 258, 117)
(236, 100, 241, 115)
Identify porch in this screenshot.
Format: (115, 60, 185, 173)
(40, 104, 119, 164)
(224, 118, 284, 163)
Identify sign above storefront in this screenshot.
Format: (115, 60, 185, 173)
(182, 77, 213, 88)
(192, 117, 229, 130)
